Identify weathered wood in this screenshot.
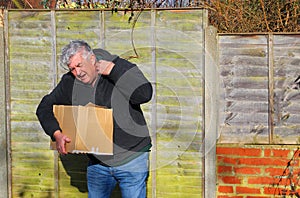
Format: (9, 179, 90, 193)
(5, 8, 300, 198)
(50, 10, 59, 198)
(219, 34, 300, 144)
(5, 9, 206, 198)
(150, 9, 157, 198)
(0, 8, 8, 198)
(134, 10, 204, 198)
(8, 11, 56, 198)
(268, 34, 275, 143)
(219, 35, 269, 144)
(272, 34, 300, 144)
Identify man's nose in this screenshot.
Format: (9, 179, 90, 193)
(71, 68, 77, 76)
(75, 67, 82, 76)
(71, 67, 81, 77)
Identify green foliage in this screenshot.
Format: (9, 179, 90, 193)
(40, 0, 50, 8)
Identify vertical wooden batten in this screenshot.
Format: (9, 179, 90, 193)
(150, 9, 157, 198)
(50, 10, 59, 198)
(268, 34, 274, 144)
(0, 8, 9, 198)
(99, 10, 105, 49)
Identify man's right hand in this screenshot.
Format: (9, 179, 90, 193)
(53, 130, 71, 155)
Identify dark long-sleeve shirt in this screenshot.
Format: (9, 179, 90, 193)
(36, 55, 153, 166)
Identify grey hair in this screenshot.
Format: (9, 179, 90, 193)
(60, 40, 93, 67)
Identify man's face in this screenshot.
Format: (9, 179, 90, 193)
(68, 51, 98, 86)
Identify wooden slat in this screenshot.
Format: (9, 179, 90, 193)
(0, 9, 8, 198)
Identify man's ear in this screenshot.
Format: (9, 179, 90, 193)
(90, 54, 97, 65)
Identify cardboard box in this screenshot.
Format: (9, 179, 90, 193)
(51, 104, 113, 155)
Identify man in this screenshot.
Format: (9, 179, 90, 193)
(36, 40, 153, 198)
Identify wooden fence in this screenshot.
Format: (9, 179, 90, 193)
(1, 8, 300, 198)
(0, 9, 209, 198)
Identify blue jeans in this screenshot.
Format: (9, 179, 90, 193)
(87, 152, 149, 198)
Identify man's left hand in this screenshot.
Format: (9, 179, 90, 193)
(95, 60, 115, 75)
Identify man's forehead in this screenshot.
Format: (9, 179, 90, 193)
(68, 52, 82, 67)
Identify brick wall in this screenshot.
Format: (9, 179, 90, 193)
(216, 145, 300, 197)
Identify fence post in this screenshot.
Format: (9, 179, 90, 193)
(0, 8, 8, 198)
(150, 9, 157, 198)
(204, 25, 219, 198)
(50, 10, 60, 198)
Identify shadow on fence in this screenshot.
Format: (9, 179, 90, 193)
(60, 154, 121, 197)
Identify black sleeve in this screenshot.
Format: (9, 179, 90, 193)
(36, 73, 74, 140)
(108, 57, 153, 105)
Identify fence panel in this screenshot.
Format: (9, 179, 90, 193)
(219, 34, 300, 144)
(273, 34, 300, 144)
(4, 9, 206, 197)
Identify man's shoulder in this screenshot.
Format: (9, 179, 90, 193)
(61, 72, 75, 81)
(56, 73, 75, 87)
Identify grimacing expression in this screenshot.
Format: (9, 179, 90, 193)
(68, 51, 98, 86)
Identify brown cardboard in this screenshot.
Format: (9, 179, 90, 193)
(50, 104, 113, 155)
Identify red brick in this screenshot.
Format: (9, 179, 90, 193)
(264, 149, 271, 157)
(264, 149, 290, 157)
(217, 147, 261, 157)
(263, 186, 278, 195)
(219, 176, 242, 184)
(265, 168, 285, 176)
(264, 187, 300, 196)
(236, 186, 260, 194)
(218, 196, 243, 198)
(271, 158, 290, 166)
(237, 148, 262, 157)
(218, 156, 239, 165)
(248, 176, 275, 184)
(272, 149, 290, 157)
(218, 186, 234, 193)
(238, 158, 287, 166)
(234, 167, 261, 175)
(218, 166, 233, 174)
(274, 178, 289, 185)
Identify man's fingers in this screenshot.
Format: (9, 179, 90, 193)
(60, 145, 67, 155)
(57, 144, 67, 155)
(95, 60, 114, 75)
(65, 137, 71, 143)
(56, 135, 71, 155)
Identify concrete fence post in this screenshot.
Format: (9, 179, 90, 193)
(204, 25, 219, 198)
